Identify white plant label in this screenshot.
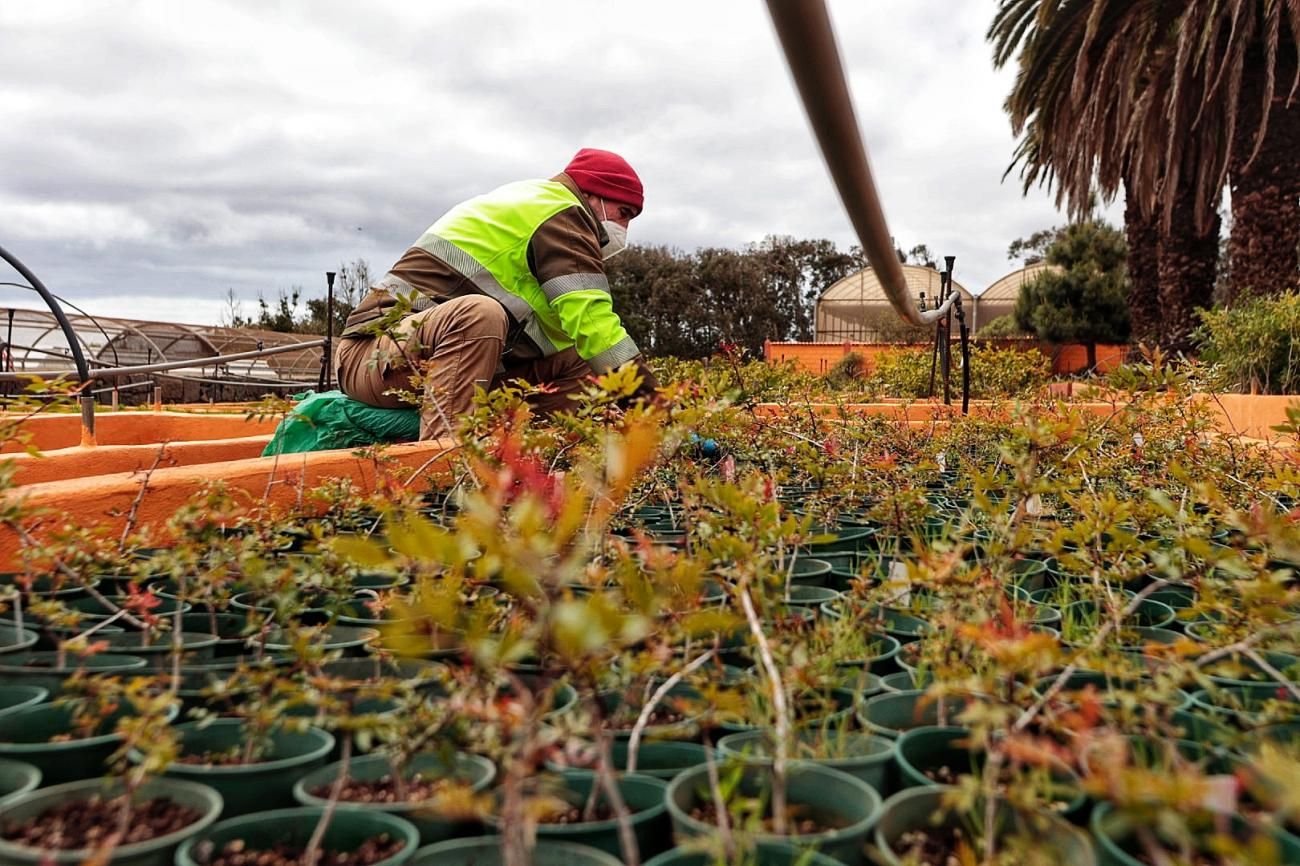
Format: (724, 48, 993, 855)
(886, 559, 911, 605)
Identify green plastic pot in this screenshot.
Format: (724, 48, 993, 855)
(1009, 557, 1051, 592)
(410, 838, 622, 866)
(0, 700, 177, 786)
(1079, 734, 1209, 777)
(643, 841, 844, 866)
(1032, 670, 1193, 712)
(487, 771, 669, 859)
(0, 684, 46, 720)
(0, 574, 96, 598)
(785, 557, 832, 587)
(1189, 684, 1300, 730)
(782, 584, 841, 609)
(1199, 650, 1300, 688)
(0, 777, 222, 866)
(67, 593, 189, 621)
(97, 631, 219, 666)
(179, 611, 250, 657)
(543, 742, 709, 781)
(598, 681, 703, 742)
(0, 757, 41, 807)
(1147, 582, 1197, 612)
(352, 571, 407, 591)
(829, 634, 901, 674)
(807, 525, 878, 555)
(880, 671, 917, 693)
(1062, 598, 1176, 632)
(716, 728, 894, 792)
(175, 805, 418, 866)
(318, 657, 443, 692)
(717, 685, 858, 736)
(857, 690, 974, 739)
(608, 740, 708, 779)
(895, 726, 1086, 817)
(263, 625, 379, 655)
(1090, 802, 1300, 866)
(666, 762, 882, 866)
(149, 719, 334, 817)
(0, 625, 38, 656)
(874, 786, 1095, 866)
(294, 751, 496, 844)
(0, 651, 147, 696)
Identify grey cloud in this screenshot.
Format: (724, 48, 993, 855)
(1, 0, 1105, 325)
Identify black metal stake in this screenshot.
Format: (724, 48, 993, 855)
(940, 265, 953, 405)
(319, 271, 336, 390)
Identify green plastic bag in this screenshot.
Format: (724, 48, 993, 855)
(261, 390, 420, 456)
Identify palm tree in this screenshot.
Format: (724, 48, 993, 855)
(989, 0, 1300, 349)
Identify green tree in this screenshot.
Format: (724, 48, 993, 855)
(988, 0, 1300, 344)
(1014, 220, 1130, 370)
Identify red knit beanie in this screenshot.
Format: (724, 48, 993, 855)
(563, 148, 644, 215)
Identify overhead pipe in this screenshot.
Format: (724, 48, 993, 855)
(765, 0, 955, 327)
(0, 338, 325, 383)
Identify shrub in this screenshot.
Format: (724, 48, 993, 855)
(867, 345, 1049, 399)
(868, 348, 934, 398)
(1196, 291, 1300, 394)
(968, 344, 1050, 397)
(976, 313, 1028, 339)
(825, 351, 868, 388)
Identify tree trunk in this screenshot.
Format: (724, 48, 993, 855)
(1157, 184, 1221, 355)
(1227, 47, 1300, 302)
(1124, 185, 1161, 348)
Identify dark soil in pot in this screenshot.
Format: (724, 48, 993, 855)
(666, 762, 882, 866)
(1091, 802, 1300, 866)
(873, 785, 1096, 866)
(486, 771, 669, 860)
(0, 777, 223, 866)
(293, 751, 496, 845)
(144, 719, 334, 817)
(717, 727, 895, 792)
(0, 651, 147, 696)
(548, 740, 709, 780)
(174, 806, 417, 866)
(0, 700, 176, 786)
(99, 631, 220, 666)
(895, 726, 1085, 816)
(409, 837, 622, 866)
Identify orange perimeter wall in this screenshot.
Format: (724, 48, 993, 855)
(765, 340, 1128, 377)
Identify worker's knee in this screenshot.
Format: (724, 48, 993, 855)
(406, 294, 507, 353)
(441, 295, 508, 338)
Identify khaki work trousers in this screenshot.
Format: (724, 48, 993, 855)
(336, 295, 590, 440)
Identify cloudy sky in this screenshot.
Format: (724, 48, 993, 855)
(0, 0, 1117, 327)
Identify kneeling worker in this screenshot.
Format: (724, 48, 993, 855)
(337, 148, 659, 439)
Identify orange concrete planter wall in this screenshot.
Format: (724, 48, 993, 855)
(0, 439, 459, 570)
(5, 436, 274, 487)
(764, 340, 1128, 376)
(0, 412, 279, 453)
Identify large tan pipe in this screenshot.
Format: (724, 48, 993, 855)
(766, 0, 954, 327)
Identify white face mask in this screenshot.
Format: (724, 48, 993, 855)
(598, 200, 629, 260)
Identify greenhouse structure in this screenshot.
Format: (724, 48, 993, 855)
(814, 265, 976, 342)
(973, 261, 1058, 333)
(0, 306, 324, 403)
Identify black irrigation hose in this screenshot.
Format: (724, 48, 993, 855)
(0, 246, 89, 382)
